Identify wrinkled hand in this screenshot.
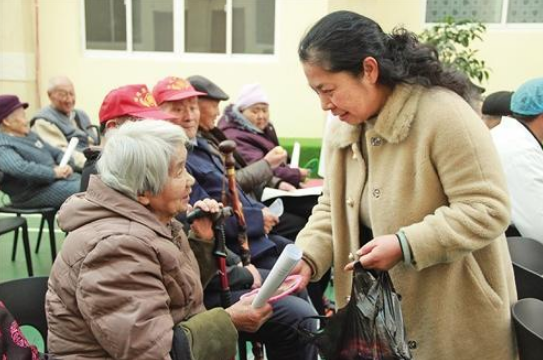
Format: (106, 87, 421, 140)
(344, 234, 403, 272)
(245, 264, 262, 289)
(278, 181, 296, 191)
(188, 199, 223, 242)
(264, 146, 287, 169)
(54, 165, 73, 179)
(290, 259, 312, 291)
(226, 295, 273, 333)
(299, 168, 311, 182)
(261, 208, 279, 234)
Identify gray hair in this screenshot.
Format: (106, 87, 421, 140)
(47, 76, 73, 93)
(97, 119, 188, 199)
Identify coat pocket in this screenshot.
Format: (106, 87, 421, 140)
(465, 254, 503, 311)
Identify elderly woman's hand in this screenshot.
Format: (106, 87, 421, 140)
(189, 199, 223, 241)
(226, 295, 273, 333)
(344, 234, 403, 271)
(54, 165, 73, 179)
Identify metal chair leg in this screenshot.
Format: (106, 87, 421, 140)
(21, 222, 34, 277)
(35, 216, 46, 253)
(46, 213, 57, 261)
(11, 227, 19, 261)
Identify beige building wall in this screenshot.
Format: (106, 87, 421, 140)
(0, 0, 39, 113)
(2, 0, 542, 137)
(331, 0, 543, 95)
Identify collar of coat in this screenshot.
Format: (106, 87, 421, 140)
(330, 83, 424, 149)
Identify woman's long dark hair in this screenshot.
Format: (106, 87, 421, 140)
(299, 11, 472, 101)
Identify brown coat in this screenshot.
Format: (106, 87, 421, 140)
(46, 176, 237, 360)
(296, 84, 517, 360)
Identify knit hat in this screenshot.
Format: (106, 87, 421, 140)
(511, 77, 543, 116)
(99, 84, 175, 124)
(236, 83, 269, 111)
(153, 76, 207, 105)
(0, 95, 28, 123)
(188, 75, 229, 101)
(482, 91, 513, 117)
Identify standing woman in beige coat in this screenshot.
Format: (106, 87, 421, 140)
(293, 11, 518, 360)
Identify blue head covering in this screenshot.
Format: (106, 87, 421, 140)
(511, 77, 543, 116)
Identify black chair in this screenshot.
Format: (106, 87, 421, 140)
(507, 237, 543, 301)
(0, 205, 59, 262)
(0, 217, 33, 276)
(0, 276, 49, 351)
(0, 169, 59, 261)
(512, 298, 543, 360)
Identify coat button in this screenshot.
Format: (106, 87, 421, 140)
(408, 340, 417, 349)
(372, 188, 381, 198)
(346, 198, 354, 207)
(371, 137, 383, 146)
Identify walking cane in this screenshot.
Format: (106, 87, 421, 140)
(188, 206, 235, 359)
(219, 140, 265, 360)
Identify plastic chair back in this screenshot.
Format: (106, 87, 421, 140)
(507, 237, 543, 301)
(512, 298, 543, 360)
(0, 277, 49, 351)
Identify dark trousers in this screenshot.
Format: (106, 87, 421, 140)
(204, 269, 318, 360)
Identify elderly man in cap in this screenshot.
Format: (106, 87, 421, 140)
(154, 76, 318, 360)
(188, 75, 293, 196)
(491, 77, 543, 243)
(79, 84, 175, 191)
(481, 91, 514, 129)
(31, 76, 98, 170)
(0, 95, 80, 209)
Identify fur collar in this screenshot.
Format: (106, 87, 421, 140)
(330, 84, 424, 148)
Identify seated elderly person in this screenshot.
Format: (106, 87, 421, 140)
(491, 78, 543, 243)
(218, 83, 310, 188)
(46, 120, 271, 360)
(0, 95, 80, 209)
(31, 76, 98, 170)
(80, 83, 176, 191)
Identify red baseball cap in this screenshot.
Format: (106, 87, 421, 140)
(99, 84, 176, 124)
(152, 76, 207, 105)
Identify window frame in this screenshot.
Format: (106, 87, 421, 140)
(422, 0, 543, 30)
(80, 0, 280, 61)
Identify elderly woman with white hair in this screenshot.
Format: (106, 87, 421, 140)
(45, 120, 272, 360)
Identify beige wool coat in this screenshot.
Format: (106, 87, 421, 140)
(296, 84, 518, 360)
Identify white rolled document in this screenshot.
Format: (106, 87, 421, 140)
(290, 141, 300, 169)
(252, 244, 303, 308)
(59, 137, 79, 167)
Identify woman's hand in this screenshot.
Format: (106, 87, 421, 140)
(290, 259, 313, 291)
(344, 234, 403, 272)
(299, 168, 311, 181)
(53, 165, 73, 179)
(264, 146, 287, 169)
(244, 264, 263, 289)
(261, 208, 279, 234)
(278, 181, 296, 191)
(226, 295, 273, 333)
(189, 199, 223, 241)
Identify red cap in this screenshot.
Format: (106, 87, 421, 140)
(98, 84, 176, 124)
(152, 76, 207, 105)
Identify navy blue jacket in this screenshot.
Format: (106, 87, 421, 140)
(185, 137, 275, 258)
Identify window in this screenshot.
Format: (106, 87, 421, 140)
(425, 0, 543, 24)
(83, 0, 276, 55)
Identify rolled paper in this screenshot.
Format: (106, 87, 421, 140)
(290, 141, 300, 169)
(59, 137, 79, 167)
(252, 244, 303, 308)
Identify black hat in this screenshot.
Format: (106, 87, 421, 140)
(0, 95, 28, 123)
(482, 91, 513, 117)
(187, 75, 229, 101)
